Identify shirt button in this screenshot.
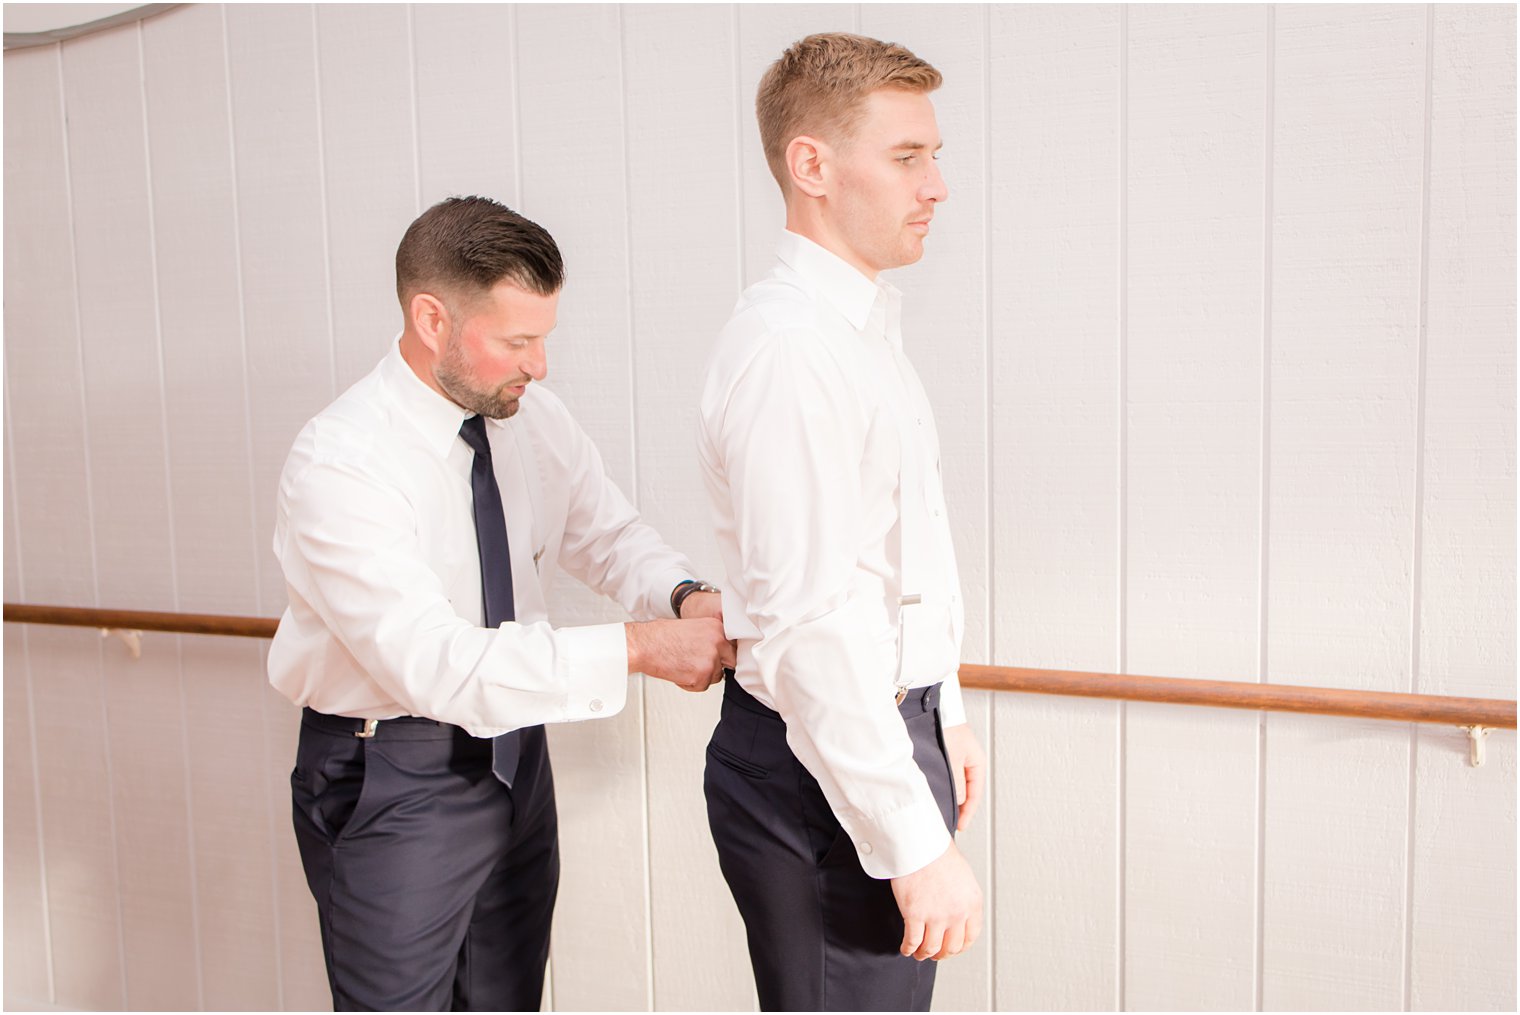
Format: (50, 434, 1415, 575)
(589, 698, 604, 713)
(859, 841, 873, 855)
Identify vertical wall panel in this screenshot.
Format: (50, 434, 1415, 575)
(516, 4, 634, 468)
(141, 7, 281, 1009)
(4, 39, 124, 1010)
(142, 3, 258, 616)
(1123, 6, 1267, 1009)
(413, 4, 516, 208)
(736, 4, 857, 285)
(60, 28, 172, 611)
(1265, 6, 1427, 1009)
(622, 5, 752, 1011)
(2, 622, 49, 1008)
(516, 6, 649, 1010)
(3, 45, 97, 607)
(63, 21, 201, 1009)
(18, 629, 124, 1012)
(1411, 5, 1518, 1010)
(222, 7, 340, 1007)
(856, 5, 995, 1008)
(990, 6, 1122, 1010)
(224, 2, 334, 616)
(316, 3, 418, 388)
(4, 399, 50, 1006)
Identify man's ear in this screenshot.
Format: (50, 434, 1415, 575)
(410, 292, 450, 354)
(785, 135, 829, 198)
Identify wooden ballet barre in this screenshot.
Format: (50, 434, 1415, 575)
(5, 602, 1515, 731)
(957, 664, 1515, 729)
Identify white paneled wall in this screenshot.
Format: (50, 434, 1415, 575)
(3, 4, 1513, 1011)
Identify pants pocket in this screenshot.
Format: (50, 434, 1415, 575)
(292, 728, 375, 844)
(707, 740, 769, 780)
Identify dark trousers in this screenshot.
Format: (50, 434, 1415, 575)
(291, 710, 558, 1012)
(705, 678, 957, 1012)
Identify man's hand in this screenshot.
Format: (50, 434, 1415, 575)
(677, 590, 723, 621)
(889, 841, 982, 961)
(625, 618, 733, 692)
(944, 724, 987, 832)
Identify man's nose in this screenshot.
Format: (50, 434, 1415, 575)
(523, 352, 547, 381)
(923, 160, 948, 203)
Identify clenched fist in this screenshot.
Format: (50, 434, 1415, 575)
(625, 618, 734, 692)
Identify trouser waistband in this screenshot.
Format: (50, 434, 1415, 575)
(301, 707, 457, 740)
(722, 674, 941, 720)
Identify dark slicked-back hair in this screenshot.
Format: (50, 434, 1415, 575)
(395, 196, 564, 309)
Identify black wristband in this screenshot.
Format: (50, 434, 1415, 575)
(671, 579, 718, 618)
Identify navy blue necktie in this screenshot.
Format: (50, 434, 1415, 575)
(459, 414, 520, 787)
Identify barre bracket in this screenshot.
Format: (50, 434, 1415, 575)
(99, 627, 142, 660)
(1458, 724, 1492, 768)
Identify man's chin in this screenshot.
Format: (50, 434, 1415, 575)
(441, 383, 521, 420)
(890, 242, 926, 270)
(475, 396, 521, 420)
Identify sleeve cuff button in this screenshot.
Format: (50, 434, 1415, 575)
(589, 698, 604, 713)
(858, 841, 873, 855)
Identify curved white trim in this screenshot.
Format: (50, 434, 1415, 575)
(3, 4, 179, 51)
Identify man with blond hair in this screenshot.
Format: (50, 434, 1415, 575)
(698, 32, 987, 1011)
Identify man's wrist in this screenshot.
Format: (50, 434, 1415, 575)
(670, 579, 719, 618)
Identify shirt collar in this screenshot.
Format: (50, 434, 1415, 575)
(775, 230, 891, 333)
(378, 338, 486, 458)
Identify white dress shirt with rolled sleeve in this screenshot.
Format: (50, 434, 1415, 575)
(697, 230, 968, 880)
(269, 340, 695, 738)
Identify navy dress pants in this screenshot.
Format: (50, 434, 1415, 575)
(705, 677, 957, 1012)
(291, 710, 558, 1012)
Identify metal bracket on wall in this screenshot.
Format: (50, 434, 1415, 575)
(1458, 724, 1492, 767)
(100, 627, 143, 660)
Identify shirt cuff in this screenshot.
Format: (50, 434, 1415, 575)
(938, 672, 966, 728)
(556, 622, 629, 721)
(841, 796, 953, 879)
(657, 566, 698, 618)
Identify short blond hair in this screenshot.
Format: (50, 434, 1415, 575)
(756, 32, 941, 193)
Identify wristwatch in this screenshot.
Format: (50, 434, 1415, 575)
(671, 579, 720, 618)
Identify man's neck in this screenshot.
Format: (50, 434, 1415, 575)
(784, 204, 879, 282)
(398, 329, 451, 403)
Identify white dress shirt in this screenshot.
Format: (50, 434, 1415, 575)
(269, 340, 695, 738)
(697, 231, 967, 880)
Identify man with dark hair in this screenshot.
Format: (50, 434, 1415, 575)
(698, 34, 986, 1011)
(271, 196, 732, 1011)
